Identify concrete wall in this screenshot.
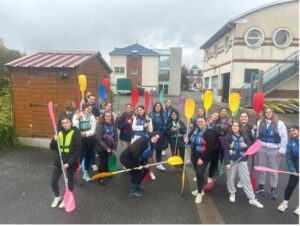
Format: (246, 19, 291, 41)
(142, 56, 159, 91)
(169, 47, 182, 96)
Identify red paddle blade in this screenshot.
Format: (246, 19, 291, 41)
(253, 92, 264, 117)
(250, 172, 256, 192)
(102, 78, 110, 94)
(131, 88, 139, 108)
(145, 91, 150, 112)
(77, 87, 81, 110)
(64, 187, 76, 212)
(145, 171, 151, 183)
(48, 102, 57, 131)
(244, 139, 261, 156)
(203, 181, 215, 191)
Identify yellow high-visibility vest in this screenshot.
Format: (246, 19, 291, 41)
(58, 130, 75, 153)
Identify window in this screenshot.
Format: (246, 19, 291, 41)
(158, 70, 170, 82)
(114, 67, 125, 74)
(214, 44, 218, 58)
(273, 28, 293, 48)
(245, 27, 264, 47)
(204, 50, 209, 62)
(204, 77, 209, 89)
(244, 69, 259, 83)
(224, 35, 230, 52)
(131, 68, 138, 75)
(159, 55, 170, 68)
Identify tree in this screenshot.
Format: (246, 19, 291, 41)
(181, 65, 189, 90)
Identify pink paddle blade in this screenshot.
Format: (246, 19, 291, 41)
(64, 187, 76, 212)
(203, 180, 215, 191)
(254, 166, 283, 174)
(48, 102, 57, 131)
(244, 139, 261, 157)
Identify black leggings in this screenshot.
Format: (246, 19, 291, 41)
(120, 149, 147, 185)
(191, 151, 209, 193)
(208, 148, 220, 178)
(98, 151, 109, 173)
(284, 174, 299, 201)
(80, 136, 95, 171)
(51, 165, 76, 197)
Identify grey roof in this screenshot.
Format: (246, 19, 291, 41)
(5, 50, 112, 73)
(200, 0, 295, 49)
(109, 43, 159, 56)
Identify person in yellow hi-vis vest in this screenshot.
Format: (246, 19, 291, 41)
(50, 117, 81, 209)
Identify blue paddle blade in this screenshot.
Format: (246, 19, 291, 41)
(81, 159, 85, 173)
(99, 85, 106, 101)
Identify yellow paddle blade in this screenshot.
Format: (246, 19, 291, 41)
(78, 74, 87, 96)
(229, 92, 240, 115)
(204, 90, 213, 112)
(91, 171, 117, 180)
(181, 172, 185, 195)
(166, 156, 183, 165)
(184, 98, 195, 122)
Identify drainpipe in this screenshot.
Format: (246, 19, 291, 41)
(228, 22, 235, 94)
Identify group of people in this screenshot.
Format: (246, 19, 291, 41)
(49, 92, 298, 216)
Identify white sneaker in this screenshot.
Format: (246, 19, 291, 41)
(162, 150, 166, 156)
(51, 196, 62, 208)
(156, 164, 166, 171)
(277, 202, 288, 211)
(193, 177, 197, 182)
(207, 177, 213, 183)
(58, 200, 65, 208)
(192, 189, 204, 196)
(91, 164, 98, 171)
(195, 193, 203, 204)
(294, 206, 299, 215)
(237, 180, 243, 188)
(83, 172, 91, 182)
(249, 199, 264, 208)
(150, 172, 156, 180)
(229, 193, 236, 202)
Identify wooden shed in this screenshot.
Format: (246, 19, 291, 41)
(5, 51, 112, 147)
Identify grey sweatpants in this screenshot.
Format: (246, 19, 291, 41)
(257, 146, 279, 188)
(226, 161, 255, 200)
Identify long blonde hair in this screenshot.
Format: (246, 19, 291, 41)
(260, 107, 279, 132)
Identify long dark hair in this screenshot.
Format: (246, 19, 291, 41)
(137, 105, 146, 119)
(152, 102, 164, 116)
(229, 121, 247, 138)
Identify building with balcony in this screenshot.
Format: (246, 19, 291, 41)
(200, 0, 299, 104)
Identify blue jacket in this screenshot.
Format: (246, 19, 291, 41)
(285, 138, 299, 173)
(152, 113, 167, 133)
(118, 112, 133, 142)
(224, 134, 249, 164)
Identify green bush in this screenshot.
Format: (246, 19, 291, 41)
(0, 77, 17, 150)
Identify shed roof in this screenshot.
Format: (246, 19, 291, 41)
(109, 43, 159, 56)
(5, 51, 112, 72)
(200, 0, 295, 49)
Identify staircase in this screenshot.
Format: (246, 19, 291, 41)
(239, 51, 299, 107)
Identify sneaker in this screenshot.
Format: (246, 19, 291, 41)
(91, 164, 98, 171)
(207, 177, 213, 183)
(278, 202, 288, 212)
(138, 184, 146, 191)
(156, 164, 166, 171)
(229, 193, 236, 202)
(237, 180, 243, 188)
(51, 196, 62, 208)
(294, 206, 299, 215)
(255, 184, 264, 194)
(269, 187, 277, 199)
(83, 173, 91, 182)
(249, 199, 264, 208)
(195, 193, 203, 204)
(162, 150, 166, 156)
(129, 189, 142, 198)
(150, 172, 156, 180)
(191, 189, 198, 196)
(58, 200, 65, 208)
(193, 177, 197, 182)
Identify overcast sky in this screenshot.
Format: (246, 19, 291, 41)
(0, 0, 276, 68)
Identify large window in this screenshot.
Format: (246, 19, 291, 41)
(158, 70, 170, 82)
(244, 69, 259, 83)
(159, 55, 170, 68)
(245, 27, 264, 47)
(273, 28, 293, 48)
(114, 67, 125, 74)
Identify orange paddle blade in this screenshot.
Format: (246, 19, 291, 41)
(184, 98, 195, 122)
(204, 90, 213, 112)
(229, 92, 240, 116)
